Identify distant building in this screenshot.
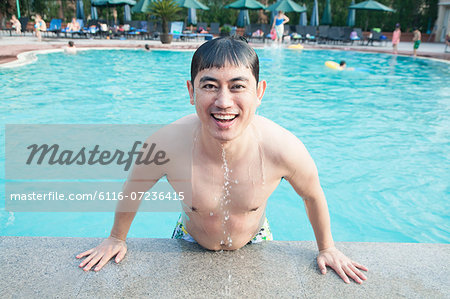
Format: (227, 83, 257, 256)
(436, 1, 450, 42)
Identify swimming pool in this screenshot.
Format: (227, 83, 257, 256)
(1, 48, 449, 243)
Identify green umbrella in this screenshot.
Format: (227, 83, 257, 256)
(265, 0, 306, 13)
(224, 0, 266, 10)
(131, 0, 155, 13)
(176, 0, 209, 10)
(349, 0, 395, 12)
(321, 0, 331, 25)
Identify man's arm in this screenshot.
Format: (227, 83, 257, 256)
(279, 129, 368, 284)
(76, 131, 168, 272)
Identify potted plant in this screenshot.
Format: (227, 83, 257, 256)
(149, 0, 181, 44)
(220, 25, 232, 37)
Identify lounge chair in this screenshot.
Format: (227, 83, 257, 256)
(210, 22, 220, 36)
(304, 26, 317, 43)
(318, 25, 329, 44)
(46, 19, 62, 37)
(366, 31, 388, 46)
(196, 22, 208, 32)
(169, 21, 197, 41)
(247, 24, 265, 43)
(327, 26, 344, 44)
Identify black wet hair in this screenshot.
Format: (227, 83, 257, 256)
(340, 60, 346, 66)
(68, 41, 74, 47)
(144, 44, 150, 50)
(190, 35, 259, 85)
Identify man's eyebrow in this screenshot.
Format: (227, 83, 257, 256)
(229, 76, 249, 82)
(198, 76, 250, 83)
(199, 76, 218, 83)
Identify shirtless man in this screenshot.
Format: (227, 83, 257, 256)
(76, 36, 368, 284)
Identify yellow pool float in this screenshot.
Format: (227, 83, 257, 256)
(288, 44, 304, 49)
(325, 61, 342, 70)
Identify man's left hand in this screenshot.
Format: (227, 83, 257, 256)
(317, 246, 368, 284)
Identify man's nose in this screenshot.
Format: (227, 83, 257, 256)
(215, 88, 233, 109)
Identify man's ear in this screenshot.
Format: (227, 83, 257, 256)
(256, 80, 267, 106)
(187, 80, 195, 105)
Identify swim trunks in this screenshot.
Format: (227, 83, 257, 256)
(171, 215, 273, 244)
(414, 40, 421, 49)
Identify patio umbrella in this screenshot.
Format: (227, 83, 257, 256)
(310, 0, 319, 26)
(299, 6, 307, 26)
(225, 0, 266, 26)
(76, 0, 85, 20)
(321, 0, 331, 25)
(92, 0, 136, 23)
(124, 4, 132, 22)
(224, 0, 266, 10)
(175, 0, 209, 26)
(188, 8, 197, 25)
(237, 10, 250, 27)
(347, 0, 355, 27)
(91, 5, 99, 19)
(176, 0, 208, 10)
(131, 0, 155, 13)
(349, 0, 395, 31)
(349, 0, 394, 12)
(265, 0, 306, 13)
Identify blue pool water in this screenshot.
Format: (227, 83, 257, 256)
(1, 48, 449, 243)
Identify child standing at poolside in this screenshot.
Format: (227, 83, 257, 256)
(392, 24, 401, 55)
(412, 27, 421, 57)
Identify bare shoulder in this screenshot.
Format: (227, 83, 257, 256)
(149, 114, 198, 146)
(253, 115, 315, 179)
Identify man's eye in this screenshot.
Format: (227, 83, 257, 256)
(203, 84, 216, 90)
(232, 84, 245, 90)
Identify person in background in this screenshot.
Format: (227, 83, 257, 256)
(66, 18, 81, 32)
(271, 10, 289, 44)
(10, 15, 21, 34)
(64, 41, 77, 54)
(392, 23, 401, 55)
(34, 14, 46, 42)
(412, 27, 421, 57)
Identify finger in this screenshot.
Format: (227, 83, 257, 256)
(343, 264, 362, 284)
(349, 263, 367, 281)
(84, 255, 102, 272)
(334, 266, 350, 284)
(94, 254, 114, 272)
(115, 248, 127, 263)
(352, 261, 368, 272)
(317, 257, 327, 275)
(79, 253, 95, 268)
(76, 249, 94, 259)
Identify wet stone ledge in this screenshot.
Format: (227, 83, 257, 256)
(0, 236, 448, 298)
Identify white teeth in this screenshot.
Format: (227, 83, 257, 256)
(213, 114, 236, 120)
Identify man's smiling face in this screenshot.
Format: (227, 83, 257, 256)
(187, 64, 266, 142)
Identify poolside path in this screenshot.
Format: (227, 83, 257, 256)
(0, 35, 449, 66)
(0, 237, 449, 298)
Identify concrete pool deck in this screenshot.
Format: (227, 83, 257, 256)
(0, 237, 449, 298)
(0, 35, 449, 67)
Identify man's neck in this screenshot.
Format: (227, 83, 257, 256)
(197, 124, 256, 164)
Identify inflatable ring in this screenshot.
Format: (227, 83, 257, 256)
(288, 44, 304, 49)
(325, 61, 341, 70)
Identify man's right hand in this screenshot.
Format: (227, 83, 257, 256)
(76, 236, 127, 272)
